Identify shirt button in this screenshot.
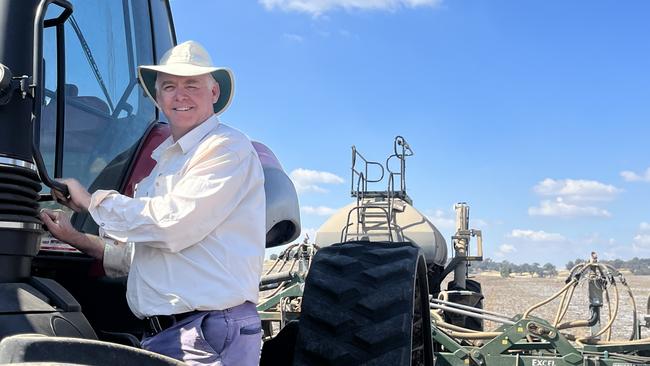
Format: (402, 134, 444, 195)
(101, 223, 105, 227)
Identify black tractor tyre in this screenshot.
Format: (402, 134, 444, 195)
(293, 241, 434, 366)
(260, 320, 299, 366)
(445, 279, 484, 331)
(426, 263, 444, 296)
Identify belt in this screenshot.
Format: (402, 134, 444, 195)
(145, 310, 203, 335)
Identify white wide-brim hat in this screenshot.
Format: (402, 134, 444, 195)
(137, 40, 234, 115)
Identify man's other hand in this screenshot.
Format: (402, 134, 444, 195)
(40, 209, 83, 245)
(52, 178, 91, 212)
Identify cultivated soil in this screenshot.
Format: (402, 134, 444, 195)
(465, 273, 650, 341)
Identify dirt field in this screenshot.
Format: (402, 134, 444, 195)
(263, 259, 650, 341)
(467, 273, 650, 340)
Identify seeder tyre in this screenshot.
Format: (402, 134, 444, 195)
(445, 279, 484, 331)
(293, 241, 434, 366)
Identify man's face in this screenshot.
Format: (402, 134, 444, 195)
(156, 73, 219, 136)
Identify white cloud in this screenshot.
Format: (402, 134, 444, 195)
(494, 243, 516, 258)
(425, 208, 488, 231)
(259, 0, 442, 16)
(533, 178, 621, 203)
(301, 205, 338, 216)
(283, 33, 304, 42)
(633, 234, 650, 250)
(425, 209, 456, 231)
(499, 244, 516, 254)
(290, 168, 344, 193)
(508, 229, 566, 242)
(630, 223, 650, 255)
(621, 167, 650, 182)
(528, 198, 611, 218)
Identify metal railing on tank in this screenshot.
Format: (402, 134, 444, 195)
(342, 136, 414, 243)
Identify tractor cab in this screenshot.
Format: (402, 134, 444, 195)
(0, 0, 299, 363)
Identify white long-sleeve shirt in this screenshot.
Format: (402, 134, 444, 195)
(88, 115, 265, 318)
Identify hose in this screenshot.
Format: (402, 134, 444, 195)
(437, 328, 502, 340)
(430, 310, 480, 333)
(553, 281, 577, 326)
(523, 278, 578, 319)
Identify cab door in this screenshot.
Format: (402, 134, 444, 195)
(34, 0, 175, 339)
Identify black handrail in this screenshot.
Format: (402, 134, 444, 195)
(32, 0, 73, 197)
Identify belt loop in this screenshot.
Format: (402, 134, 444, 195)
(150, 316, 163, 333)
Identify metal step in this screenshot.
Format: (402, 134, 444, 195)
(361, 214, 388, 221)
(361, 220, 390, 226)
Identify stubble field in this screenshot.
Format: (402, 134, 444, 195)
(469, 273, 650, 340)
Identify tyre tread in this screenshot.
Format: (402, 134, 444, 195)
(293, 241, 429, 366)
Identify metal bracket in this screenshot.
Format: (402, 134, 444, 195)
(14, 75, 32, 99)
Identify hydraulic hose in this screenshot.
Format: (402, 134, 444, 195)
(430, 310, 480, 333)
(556, 307, 599, 330)
(437, 328, 502, 340)
(553, 281, 577, 326)
(523, 278, 578, 319)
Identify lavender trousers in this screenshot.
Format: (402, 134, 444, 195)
(140, 302, 262, 366)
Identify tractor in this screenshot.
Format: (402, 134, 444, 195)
(1, 1, 650, 365)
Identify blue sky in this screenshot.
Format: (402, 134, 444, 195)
(170, 0, 650, 267)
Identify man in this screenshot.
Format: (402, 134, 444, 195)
(40, 41, 266, 366)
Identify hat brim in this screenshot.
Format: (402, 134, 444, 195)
(137, 64, 234, 116)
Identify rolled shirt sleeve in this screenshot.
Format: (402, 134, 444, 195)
(103, 240, 134, 278)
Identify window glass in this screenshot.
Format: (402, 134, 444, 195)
(41, 0, 155, 189)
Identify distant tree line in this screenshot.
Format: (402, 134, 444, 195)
(566, 257, 650, 275)
(466, 257, 650, 277)
(469, 258, 558, 278)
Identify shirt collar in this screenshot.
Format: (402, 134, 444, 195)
(151, 114, 220, 160)
(175, 114, 220, 154)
